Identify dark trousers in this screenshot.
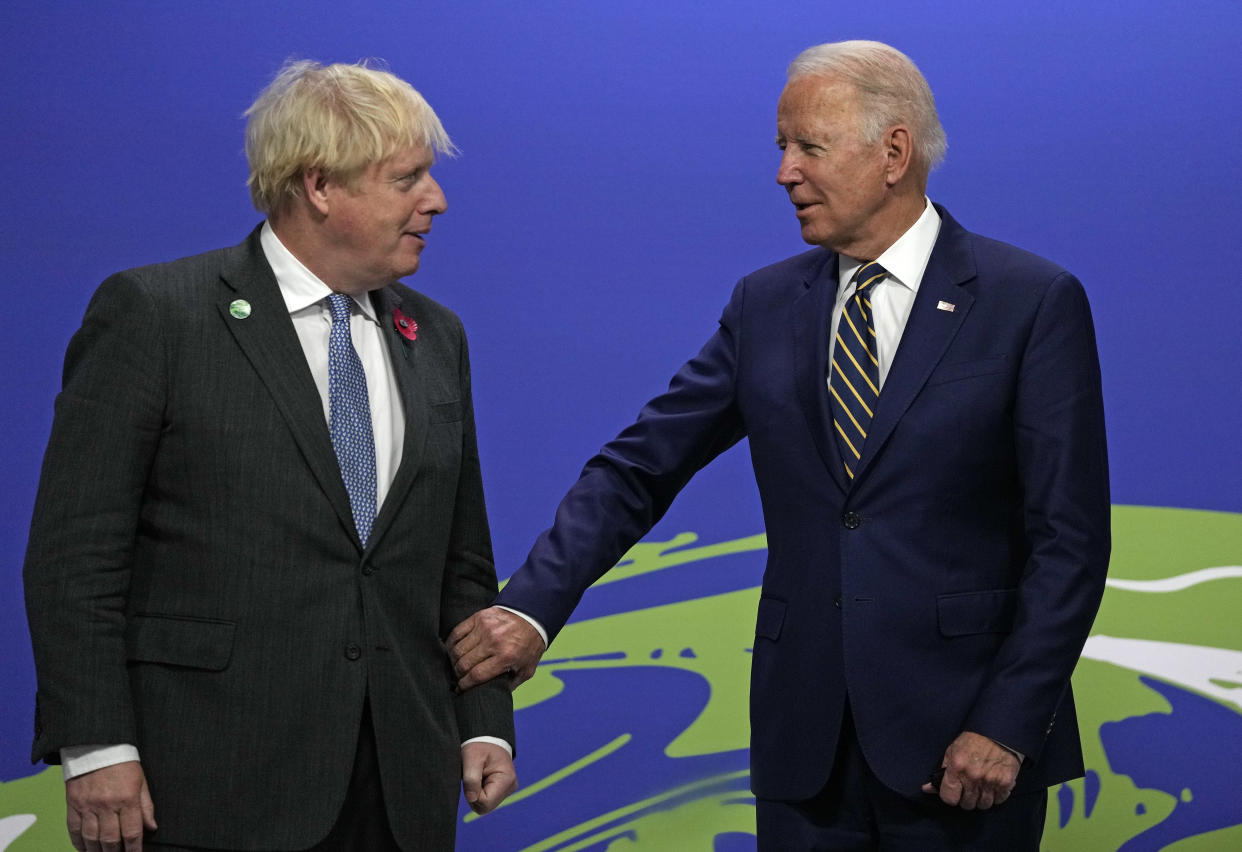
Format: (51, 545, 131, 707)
(756, 706, 1047, 851)
(146, 699, 401, 852)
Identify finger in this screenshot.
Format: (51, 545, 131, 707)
(67, 806, 87, 852)
(99, 808, 124, 852)
(976, 790, 995, 810)
(514, 659, 539, 685)
(473, 777, 499, 815)
(452, 642, 496, 678)
(478, 764, 518, 814)
(447, 615, 481, 649)
(120, 802, 146, 851)
(140, 783, 158, 831)
(474, 776, 501, 814)
(938, 776, 963, 807)
(458, 656, 517, 690)
(80, 809, 102, 852)
(448, 631, 482, 667)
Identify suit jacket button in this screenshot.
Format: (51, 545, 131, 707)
(345, 644, 362, 660)
(843, 511, 861, 529)
(833, 597, 842, 608)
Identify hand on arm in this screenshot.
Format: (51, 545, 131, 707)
(64, 760, 156, 852)
(921, 731, 1020, 810)
(448, 606, 546, 691)
(461, 741, 518, 815)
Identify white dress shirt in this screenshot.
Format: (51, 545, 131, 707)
(63, 223, 507, 780)
(261, 222, 405, 506)
(830, 198, 941, 390)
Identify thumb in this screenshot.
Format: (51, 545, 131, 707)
(474, 759, 513, 815)
(462, 759, 483, 806)
(141, 779, 158, 830)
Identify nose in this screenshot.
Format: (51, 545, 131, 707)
(777, 150, 801, 188)
(423, 175, 447, 215)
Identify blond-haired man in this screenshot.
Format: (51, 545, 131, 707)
(25, 60, 515, 851)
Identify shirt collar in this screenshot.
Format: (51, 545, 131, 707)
(259, 221, 379, 324)
(837, 197, 942, 294)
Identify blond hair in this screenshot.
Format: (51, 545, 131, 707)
(244, 59, 456, 214)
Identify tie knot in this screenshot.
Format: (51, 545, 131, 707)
(855, 262, 888, 294)
(327, 293, 352, 324)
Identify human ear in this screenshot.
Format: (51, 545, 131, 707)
(303, 169, 332, 215)
(883, 125, 914, 186)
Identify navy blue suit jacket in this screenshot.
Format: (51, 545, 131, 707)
(497, 206, 1110, 801)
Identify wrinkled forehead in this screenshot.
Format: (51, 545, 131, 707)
(778, 75, 863, 132)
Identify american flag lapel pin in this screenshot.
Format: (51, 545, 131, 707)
(936, 301, 956, 313)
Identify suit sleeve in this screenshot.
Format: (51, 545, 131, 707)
(964, 271, 1111, 761)
(24, 272, 167, 763)
(496, 281, 749, 643)
(440, 322, 516, 747)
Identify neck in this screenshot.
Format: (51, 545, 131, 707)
(268, 211, 366, 296)
(838, 184, 926, 262)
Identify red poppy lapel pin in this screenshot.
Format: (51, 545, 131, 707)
(393, 307, 418, 341)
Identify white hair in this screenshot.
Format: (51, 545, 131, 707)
(788, 40, 947, 172)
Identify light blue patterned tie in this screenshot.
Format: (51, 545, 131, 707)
(327, 293, 377, 545)
(829, 261, 886, 480)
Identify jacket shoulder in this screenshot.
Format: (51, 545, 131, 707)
(745, 246, 834, 286)
(966, 232, 1072, 281)
(97, 236, 258, 305)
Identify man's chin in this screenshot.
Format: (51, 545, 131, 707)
(795, 221, 837, 249)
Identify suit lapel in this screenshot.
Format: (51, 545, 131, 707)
(367, 287, 430, 550)
(793, 252, 850, 494)
(852, 208, 977, 485)
(217, 228, 357, 540)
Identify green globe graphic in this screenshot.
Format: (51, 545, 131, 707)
(3, 506, 1239, 851)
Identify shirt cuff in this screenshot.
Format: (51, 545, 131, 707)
(461, 736, 513, 757)
(61, 744, 141, 781)
(495, 605, 549, 648)
(988, 738, 1025, 763)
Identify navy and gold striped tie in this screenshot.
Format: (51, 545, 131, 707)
(829, 261, 886, 480)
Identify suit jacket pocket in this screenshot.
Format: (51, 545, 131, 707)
(430, 400, 462, 424)
(125, 613, 236, 670)
(925, 356, 1008, 386)
(936, 589, 1017, 637)
(755, 596, 787, 641)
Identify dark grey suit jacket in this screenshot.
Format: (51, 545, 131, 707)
(24, 225, 513, 850)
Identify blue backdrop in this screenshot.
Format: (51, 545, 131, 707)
(3, 2, 1240, 850)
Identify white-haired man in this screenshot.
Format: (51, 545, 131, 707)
(25, 60, 516, 851)
(450, 40, 1109, 850)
